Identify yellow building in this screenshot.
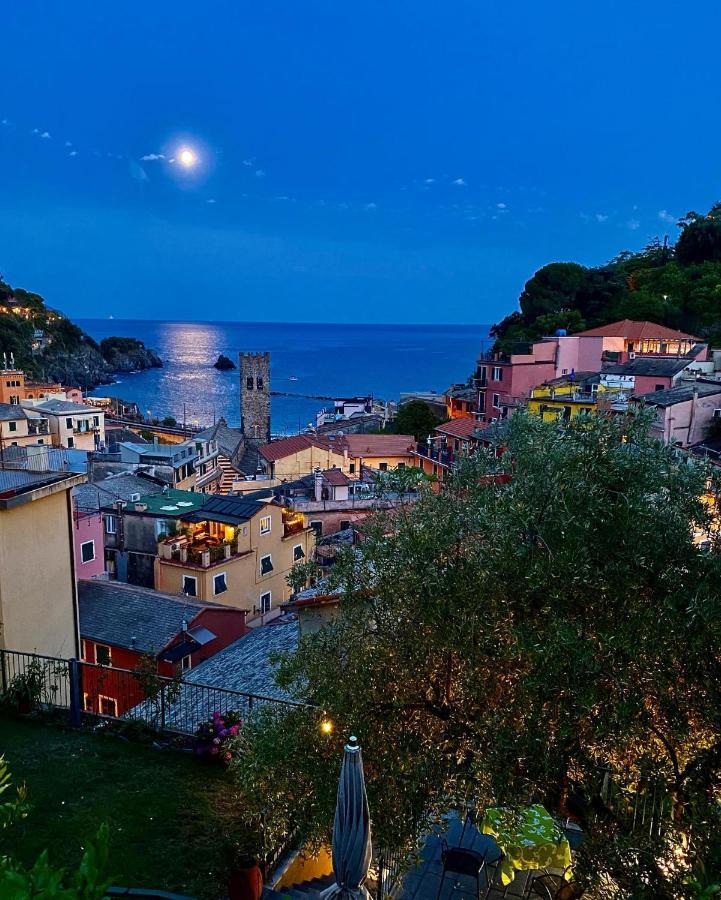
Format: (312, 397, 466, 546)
(0, 465, 85, 657)
(527, 374, 628, 422)
(259, 433, 417, 481)
(154, 495, 315, 620)
(0, 404, 51, 448)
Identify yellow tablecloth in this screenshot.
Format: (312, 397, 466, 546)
(482, 804, 572, 886)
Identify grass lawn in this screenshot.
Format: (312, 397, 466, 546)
(1, 714, 247, 898)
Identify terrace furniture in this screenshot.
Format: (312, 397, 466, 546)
(530, 869, 584, 900)
(434, 843, 490, 900)
(481, 805, 573, 890)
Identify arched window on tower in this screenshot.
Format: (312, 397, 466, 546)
(256, 376, 264, 390)
(246, 376, 254, 390)
(253, 423, 261, 439)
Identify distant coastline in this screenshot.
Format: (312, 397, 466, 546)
(79, 319, 491, 434)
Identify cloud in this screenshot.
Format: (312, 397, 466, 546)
(626, 218, 641, 231)
(40, 131, 51, 139)
(65, 141, 72, 147)
(32, 128, 40, 134)
(452, 177, 466, 186)
(242, 159, 254, 167)
(206, 198, 216, 204)
(423, 178, 435, 184)
(364, 202, 377, 211)
(1, 119, 8, 126)
(68, 150, 78, 157)
(497, 202, 507, 209)
(255, 169, 266, 178)
(658, 209, 676, 224)
(595, 213, 609, 222)
(141, 153, 165, 161)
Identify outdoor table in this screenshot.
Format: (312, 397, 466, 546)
(481, 804, 572, 886)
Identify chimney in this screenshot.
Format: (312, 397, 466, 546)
(313, 466, 323, 502)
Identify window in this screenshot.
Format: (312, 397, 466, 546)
(562, 368, 568, 375)
(492, 393, 500, 408)
(260, 554, 273, 575)
(95, 644, 112, 667)
(99, 695, 118, 717)
(310, 520, 322, 537)
(260, 591, 272, 614)
(492, 366, 503, 381)
(67, 436, 74, 448)
(93, 415, 99, 427)
(37, 439, 43, 445)
(182, 575, 197, 597)
(80, 540, 95, 563)
(181, 654, 192, 672)
(293, 544, 305, 561)
(655, 384, 665, 391)
(256, 376, 264, 389)
(246, 376, 254, 390)
(379, 462, 388, 471)
(397, 462, 406, 469)
(66, 417, 73, 428)
(715, 409, 721, 419)
(340, 520, 351, 531)
(104, 514, 117, 534)
(213, 572, 228, 595)
(259, 515, 272, 535)
(349, 463, 356, 474)
(8, 421, 16, 432)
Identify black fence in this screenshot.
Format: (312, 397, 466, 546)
(0, 648, 311, 735)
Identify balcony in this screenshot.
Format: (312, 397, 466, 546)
(414, 443, 455, 467)
(27, 419, 49, 436)
(282, 512, 307, 538)
(158, 534, 245, 569)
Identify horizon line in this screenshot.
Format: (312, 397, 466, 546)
(74, 316, 494, 328)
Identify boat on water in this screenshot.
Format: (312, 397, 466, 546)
(288, 375, 298, 381)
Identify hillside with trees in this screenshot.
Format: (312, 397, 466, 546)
(0, 277, 161, 388)
(492, 202, 721, 353)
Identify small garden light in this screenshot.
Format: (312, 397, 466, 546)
(320, 718, 334, 735)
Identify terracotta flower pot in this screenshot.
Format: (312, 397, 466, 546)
(228, 862, 263, 900)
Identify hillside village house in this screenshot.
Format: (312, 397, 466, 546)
(155, 494, 315, 620)
(78, 580, 247, 716)
(600, 351, 711, 395)
(102, 487, 207, 587)
(0, 462, 85, 657)
(527, 373, 631, 422)
(259, 434, 348, 480)
(415, 417, 483, 481)
(0, 403, 50, 448)
(578, 319, 701, 359)
(117, 441, 197, 490)
(193, 418, 262, 494)
(0, 366, 83, 406)
(635, 382, 721, 447)
(344, 433, 416, 472)
(21, 398, 105, 450)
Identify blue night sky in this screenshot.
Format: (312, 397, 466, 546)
(1, 0, 719, 324)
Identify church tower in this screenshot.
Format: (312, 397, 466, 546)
(239, 352, 271, 443)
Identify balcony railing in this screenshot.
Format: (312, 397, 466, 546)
(415, 443, 455, 467)
(283, 518, 306, 538)
(158, 537, 242, 569)
(27, 420, 49, 435)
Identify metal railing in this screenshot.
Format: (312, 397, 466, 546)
(375, 846, 409, 900)
(0, 648, 312, 736)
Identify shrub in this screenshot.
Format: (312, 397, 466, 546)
(195, 710, 242, 765)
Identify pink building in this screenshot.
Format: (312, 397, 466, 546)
(577, 320, 702, 363)
(637, 382, 721, 447)
(73, 505, 105, 579)
(476, 334, 603, 422)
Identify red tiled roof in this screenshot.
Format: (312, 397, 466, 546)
(259, 433, 345, 462)
(435, 417, 479, 439)
(323, 467, 349, 486)
(344, 434, 415, 458)
(577, 319, 700, 341)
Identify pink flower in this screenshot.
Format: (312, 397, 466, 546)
(210, 746, 219, 755)
(230, 725, 239, 735)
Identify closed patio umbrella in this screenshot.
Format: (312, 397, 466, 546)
(321, 735, 373, 900)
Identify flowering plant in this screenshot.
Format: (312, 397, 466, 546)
(194, 710, 242, 765)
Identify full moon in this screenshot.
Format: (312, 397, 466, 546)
(178, 147, 197, 168)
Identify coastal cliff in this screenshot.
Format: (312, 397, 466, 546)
(0, 278, 162, 389)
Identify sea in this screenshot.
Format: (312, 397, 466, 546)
(77, 320, 491, 435)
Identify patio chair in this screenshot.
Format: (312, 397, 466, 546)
(434, 842, 490, 900)
(530, 868, 584, 900)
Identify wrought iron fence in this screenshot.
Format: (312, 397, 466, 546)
(374, 846, 409, 900)
(0, 647, 312, 736)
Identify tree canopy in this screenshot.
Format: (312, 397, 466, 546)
(492, 202, 721, 353)
(386, 399, 445, 441)
(235, 412, 721, 898)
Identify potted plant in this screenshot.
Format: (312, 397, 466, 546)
(2, 660, 46, 714)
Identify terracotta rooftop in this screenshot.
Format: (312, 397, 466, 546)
(344, 434, 415, 457)
(259, 433, 341, 462)
(435, 417, 480, 439)
(322, 467, 350, 486)
(577, 319, 700, 341)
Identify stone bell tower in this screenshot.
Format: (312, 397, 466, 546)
(239, 352, 271, 444)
